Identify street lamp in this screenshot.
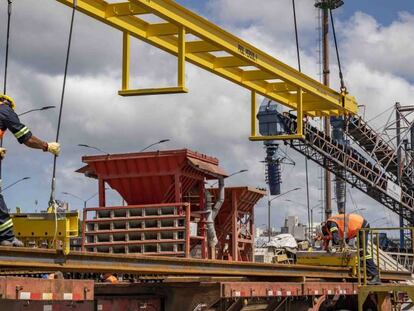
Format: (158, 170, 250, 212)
(210, 169, 248, 187)
(1, 176, 30, 192)
(18, 106, 56, 117)
(140, 139, 170, 152)
(314, 0, 344, 9)
(267, 187, 301, 241)
(78, 144, 109, 155)
(62, 191, 101, 208)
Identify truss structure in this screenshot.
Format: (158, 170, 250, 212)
(277, 113, 414, 223)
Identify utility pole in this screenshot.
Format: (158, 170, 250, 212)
(316, 0, 332, 221)
(315, 0, 344, 221)
(322, 5, 332, 221)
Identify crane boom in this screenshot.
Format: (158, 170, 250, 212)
(55, 0, 358, 140)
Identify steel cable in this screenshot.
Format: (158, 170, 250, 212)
(0, 0, 13, 190)
(329, 8, 346, 93)
(292, 0, 311, 239)
(50, 0, 77, 247)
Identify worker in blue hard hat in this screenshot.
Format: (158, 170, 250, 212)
(0, 94, 60, 247)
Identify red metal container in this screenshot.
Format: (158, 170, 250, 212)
(0, 276, 94, 311)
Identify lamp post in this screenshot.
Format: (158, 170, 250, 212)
(1, 176, 30, 193)
(210, 169, 248, 187)
(62, 191, 100, 208)
(78, 144, 109, 155)
(267, 187, 301, 241)
(140, 139, 170, 152)
(18, 106, 56, 117)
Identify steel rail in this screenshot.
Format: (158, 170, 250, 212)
(0, 247, 408, 281)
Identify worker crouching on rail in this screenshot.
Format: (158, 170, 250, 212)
(321, 213, 381, 285)
(0, 95, 60, 247)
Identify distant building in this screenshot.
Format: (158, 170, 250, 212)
(280, 216, 307, 241)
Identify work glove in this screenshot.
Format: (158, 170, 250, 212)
(47, 142, 60, 156)
(0, 147, 6, 159)
(327, 246, 337, 254)
(0, 94, 16, 110)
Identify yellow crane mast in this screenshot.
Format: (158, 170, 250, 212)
(56, 0, 358, 141)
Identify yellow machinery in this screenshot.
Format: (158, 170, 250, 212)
(11, 209, 79, 255)
(357, 227, 414, 311)
(55, 0, 358, 141)
(297, 250, 358, 276)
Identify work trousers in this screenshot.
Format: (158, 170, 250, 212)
(358, 220, 379, 277)
(0, 194, 14, 241)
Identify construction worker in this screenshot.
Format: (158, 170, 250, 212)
(321, 213, 381, 285)
(0, 94, 60, 247)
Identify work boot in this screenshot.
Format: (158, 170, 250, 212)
(0, 237, 24, 247)
(367, 274, 381, 285)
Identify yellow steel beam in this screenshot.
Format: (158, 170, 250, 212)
(187, 41, 222, 53)
(251, 91, 257, 138)
(105, 2, 147, 18)
(122, 31, 130, 91)
(214, 56, 250, 69)
(147, 23, 178, 37)
(242, 70, 276, 81)
(178, 26, 185, 87)
(54, 0, 358, 140)
(266, 82, 297, 93)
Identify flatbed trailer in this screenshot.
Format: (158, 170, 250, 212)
(0, 247, 412, 311)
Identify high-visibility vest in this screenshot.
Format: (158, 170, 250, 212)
(0, 129, 6, 139)
(327, 214, 364, 240)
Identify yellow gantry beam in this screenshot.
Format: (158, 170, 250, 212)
(55, 0, 358, 140)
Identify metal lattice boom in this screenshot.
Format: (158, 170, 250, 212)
(278, 113, 414, 222)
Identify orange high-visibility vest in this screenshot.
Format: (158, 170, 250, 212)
(327, 214, 364, 240)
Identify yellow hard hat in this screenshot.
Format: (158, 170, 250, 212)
(0, 94, 16, 110)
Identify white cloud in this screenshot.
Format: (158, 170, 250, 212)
(341, 11, 414, 81)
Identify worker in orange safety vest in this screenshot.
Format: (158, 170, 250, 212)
(321, 213, 380, 285)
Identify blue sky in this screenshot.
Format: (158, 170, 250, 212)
(337, 0, 414, 25)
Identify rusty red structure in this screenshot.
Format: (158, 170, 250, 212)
(78, 149, 265, 261)
(211, 187, 264, 262)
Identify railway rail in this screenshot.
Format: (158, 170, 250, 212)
(0, 247, 409, 282)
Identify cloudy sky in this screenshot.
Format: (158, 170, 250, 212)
(0, 0, 412, 232)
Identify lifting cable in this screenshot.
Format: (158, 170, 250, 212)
(329, 8, 346, 93)
(3, 0, 12, 95)
(49, 0, 77, 245)
(49, 0, 77, 204)
(0, 0, 13, 191)
(330, 8, 350, 247)
(292, 0, 311, 239)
